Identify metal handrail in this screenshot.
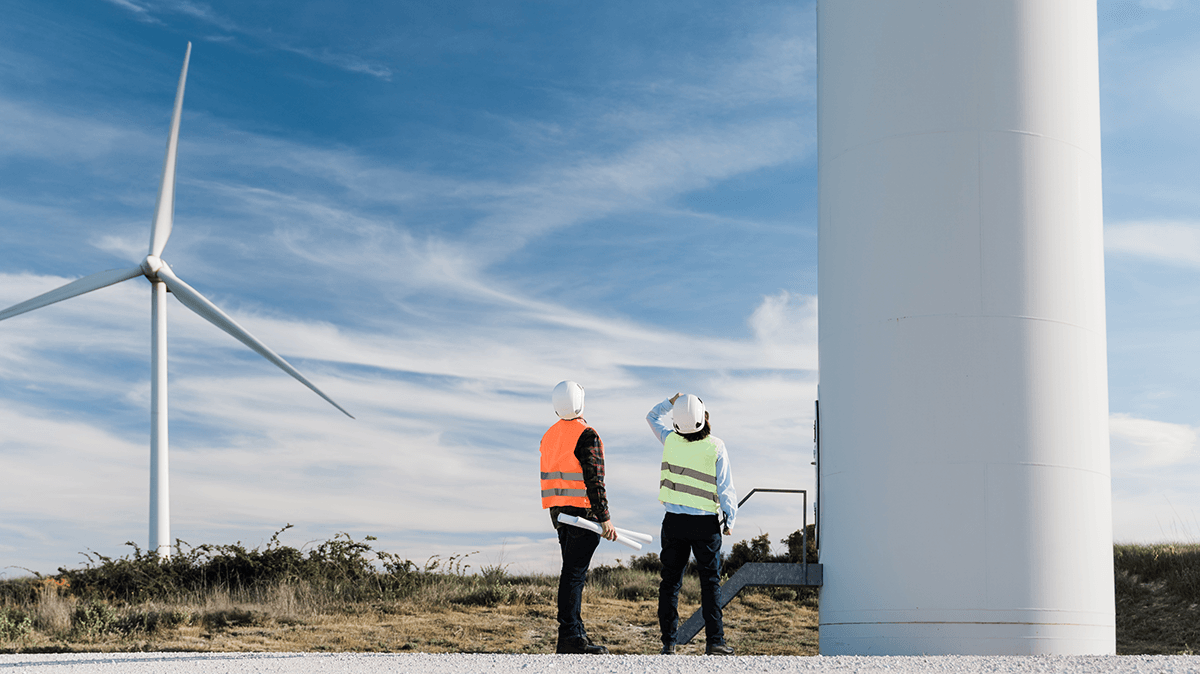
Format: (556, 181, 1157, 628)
(736, 488, 809, 567)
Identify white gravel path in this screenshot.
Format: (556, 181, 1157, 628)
(2, 653, 1200, 673)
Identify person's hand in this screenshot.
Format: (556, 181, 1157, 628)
(669, 393, 682, 404)
(601, 520, 618, 541)
(722, 527, 732, 537)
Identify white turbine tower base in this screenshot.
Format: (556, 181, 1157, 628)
(816, 0, 1113, 655)
(0, 43, 353, 558)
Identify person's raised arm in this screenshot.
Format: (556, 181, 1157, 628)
(646, 394, 681, 445)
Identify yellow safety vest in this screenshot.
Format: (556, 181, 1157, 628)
(659, 433, 719, 513)
(540, 418, 595, 509)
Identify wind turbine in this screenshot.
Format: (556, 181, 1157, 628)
(0, 43, 353, 557)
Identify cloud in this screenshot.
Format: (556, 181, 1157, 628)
(1110, 414, 1200, 543)
(279, 46, 393, 81)
(1106, 221, 1200, 267)
(1111, 413, 1198, 468)
(96, 0, 393, 80)
(0, 267, 818, 573)
(99, 0, 162, 24)
(750, 291, 818, 368)
(0, 2, 821, 574)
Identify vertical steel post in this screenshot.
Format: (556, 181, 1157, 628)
(149, 279, 171, 557)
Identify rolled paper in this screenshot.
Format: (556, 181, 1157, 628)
(616, 528, 652, 544)
(556, 513, 644, 551)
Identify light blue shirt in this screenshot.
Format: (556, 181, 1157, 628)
(646, 398, 737, 529)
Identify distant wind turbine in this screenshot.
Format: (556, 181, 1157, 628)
(0, 43, 353, 557)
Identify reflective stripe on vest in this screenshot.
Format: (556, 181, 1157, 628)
(659, 433, 719, 513)
(539, 418, 595, 509)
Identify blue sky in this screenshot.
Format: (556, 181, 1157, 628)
(0, 0, 1196, 576)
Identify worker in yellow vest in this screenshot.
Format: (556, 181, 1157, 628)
(646, 393, 737, 656)
(540, 380, 618, 655)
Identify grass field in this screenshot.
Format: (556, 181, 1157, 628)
(0, 529, 1190, 655)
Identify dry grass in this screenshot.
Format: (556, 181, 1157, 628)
(0, 573, 817, 655)
(2, 538, 1190, 655)
(1114, 543, 1200, 655)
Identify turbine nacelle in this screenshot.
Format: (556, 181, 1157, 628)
(141, 255, 165, 279)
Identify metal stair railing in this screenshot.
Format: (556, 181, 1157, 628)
(675, 488, 821, 645)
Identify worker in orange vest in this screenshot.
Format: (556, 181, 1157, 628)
(540, 380, 618, 655)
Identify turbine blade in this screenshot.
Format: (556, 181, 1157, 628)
(149, 42, 192, 258)
(156, 264, 354, 419)
(0, 266, 144, 322)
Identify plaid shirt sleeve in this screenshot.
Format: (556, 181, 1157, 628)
(574, 427, 610, 523)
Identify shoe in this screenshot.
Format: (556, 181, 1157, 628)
(660, 643, 675, 655)
(556, 637, 609, 654)
(705, 642, 734, 656)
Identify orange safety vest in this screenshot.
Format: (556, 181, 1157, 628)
(539, 418, 598, 509)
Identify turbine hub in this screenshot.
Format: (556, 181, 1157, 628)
(141, 255, 164, 278)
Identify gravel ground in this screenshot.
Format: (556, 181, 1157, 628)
(2, 653, 1200, 673)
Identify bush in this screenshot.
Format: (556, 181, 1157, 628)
(115, 608, 192, 635)
(781, 525, 818, 564)
(452, 585, 512, 607)
(72, 600, 118, 640)
(628, 553, 662, 574)
(723, 533, 775, 576)
(57, 525, 426, 604)
(201, 607, 262, 630)
(614, 576, 657, 601)
(0, 608, 32, 644)
(722, 527, 816, 576)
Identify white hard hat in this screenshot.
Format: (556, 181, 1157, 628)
(672, 394, 706, 434)
(552, 380, 585, 420)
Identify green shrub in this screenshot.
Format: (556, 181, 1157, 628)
(781, 525, 818, 563)
(72, 600, 118, 640)
(723, 533, 775, 576)
(56, 526, 427, 604)
(628, 552, 662, 574)
(115, 608, 192, 635)
(614, 576, 657, 601)
(0, 607, 32, 644)
(201, 607, 262, 630)
(452, 585, 512, 607)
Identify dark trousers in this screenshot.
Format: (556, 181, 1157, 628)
(557, 524, 601, 642)
(658, 512, 724, 646)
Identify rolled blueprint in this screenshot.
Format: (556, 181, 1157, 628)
(556, 513, 649, 551)
(615, 528, 652, 544)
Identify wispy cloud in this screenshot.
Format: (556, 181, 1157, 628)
(0, 268, 817, 573)
(98, 0, 393, 80)
(1110, 412, 1200, 543)
(279, 46, 393, 81)
(0, 2, 821, 574)
(1111, 413, 1198, 467)
(1106, 220, 1200, 267)
(99, 0, 162, 24)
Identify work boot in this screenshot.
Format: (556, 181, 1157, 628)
(556, 636, 609, 654)
(705, 642, 735, 656)
(660, 643, 676, 655)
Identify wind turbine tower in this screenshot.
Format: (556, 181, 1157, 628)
(816, 0, 1114, 655)
(0, 44, 353, 557)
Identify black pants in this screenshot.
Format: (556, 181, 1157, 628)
(658, 512, 724, 646)
(557, 524, 601, 642)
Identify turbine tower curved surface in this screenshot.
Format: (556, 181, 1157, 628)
(816, 0, 1113, 655)
(0, 43, 353, 557)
